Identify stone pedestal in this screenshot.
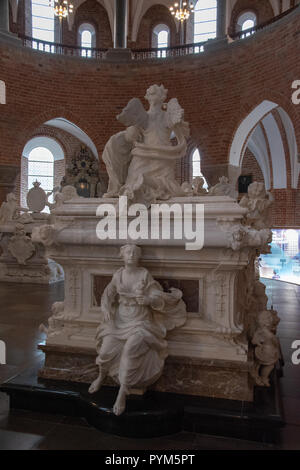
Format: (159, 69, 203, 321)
(35, 195, 272, 402)
(39, 344, 253, 401)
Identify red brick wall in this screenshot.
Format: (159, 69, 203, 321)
(272, 188, 298, 227)
(28, 124, 83, 168)
(228, 0, 275, 35)
(0, 7, 299, 227)
(54, 159, 65, 189)
(62, 0, 113, 49)
(241, 148, 264, 183)
(133, 4, 179, 49)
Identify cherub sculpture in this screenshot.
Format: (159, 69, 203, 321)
(102, 84, 189, 205)
(89, 244, 187, 415)
(251, 309, 280, 387)
(240, 182, 273, 230)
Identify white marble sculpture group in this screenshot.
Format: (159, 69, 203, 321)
(102, 84, 189, 205)
(27, 84, 282, 415)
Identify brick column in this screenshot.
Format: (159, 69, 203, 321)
(217, 0, 227, 38)
(0, 0, 9, 32)
(114, 0, 128, 48)
(106, 0, 131, 60)
(0, 0, 21, 44)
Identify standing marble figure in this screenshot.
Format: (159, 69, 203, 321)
(89, 244, 187, 415)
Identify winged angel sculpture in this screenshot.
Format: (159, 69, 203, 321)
(102, 84, 189, 205)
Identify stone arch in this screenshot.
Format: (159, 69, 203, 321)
(229, 101, 298, 190)
(20, 108, 97, 157)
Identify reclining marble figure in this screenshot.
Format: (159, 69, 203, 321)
(89, 244, 187, 415)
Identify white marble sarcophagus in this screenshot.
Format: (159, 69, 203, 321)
(36, 192, 277, 403)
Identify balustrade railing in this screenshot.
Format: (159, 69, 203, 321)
(19, 34, 206, 60)
(131, 42, 206, 60)
(17, 4, 299, 60)
(20, 35, 108, 59)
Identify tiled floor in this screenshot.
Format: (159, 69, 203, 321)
(0, 279, 299, 450)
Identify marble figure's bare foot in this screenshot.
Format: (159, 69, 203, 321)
(113, 385, 128, 416)
(88, 376, 103, 394)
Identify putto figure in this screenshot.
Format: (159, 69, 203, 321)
(251, 309, 280, 387)
(239, 181, 273, 229)
(89, 244, 187, 415)
(102, 84, 190, 205)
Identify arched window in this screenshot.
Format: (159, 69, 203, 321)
(242, 19, 255, 30)
(22, 136, 64, 211)
(194, 0, 217, 44)
(78, 23, 96, 58)
(191, 149, 208, 188)
(28, 147, 54, 211)
(152, 24, 170, 58)
(237, 12, 257, 36)
(31, 0, 54, 50)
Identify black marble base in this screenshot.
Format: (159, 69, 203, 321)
(0, 363, 284, 443)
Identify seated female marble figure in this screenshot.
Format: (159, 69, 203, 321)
(89, 244, 187, 415)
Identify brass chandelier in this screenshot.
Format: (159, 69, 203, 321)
(169, 1, 194, 22)
(49, 0, 74, 19)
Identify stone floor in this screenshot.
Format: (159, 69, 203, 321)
(0, 279, 299, 450)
